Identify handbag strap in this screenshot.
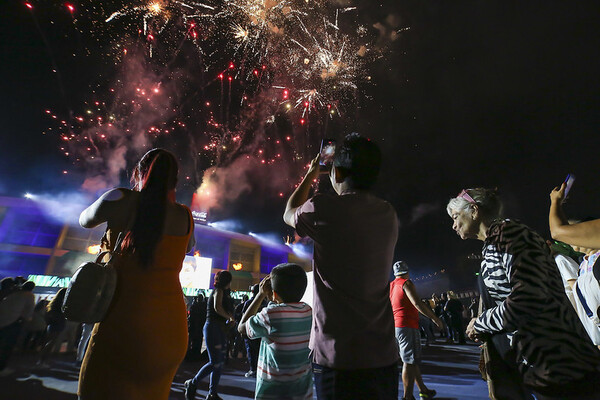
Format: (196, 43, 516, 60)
(100, 202, 135, 261)
(95, 251, 111, 263)
(576, 283, 594, 318)
(112, 231, 126, 254)
(105, 228, 128, 264)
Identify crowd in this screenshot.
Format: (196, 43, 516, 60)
(0, 279, 87, 375)
(1, 135, 600, 400)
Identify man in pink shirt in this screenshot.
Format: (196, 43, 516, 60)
(284, 133, 399, 399)
(389, 261, 442, 400)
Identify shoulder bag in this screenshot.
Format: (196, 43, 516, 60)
(61, 233, 125, 323)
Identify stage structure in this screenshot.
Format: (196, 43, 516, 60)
(0, 196, 312, 294)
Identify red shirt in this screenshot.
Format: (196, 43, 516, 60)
(389, 277, 419, 329)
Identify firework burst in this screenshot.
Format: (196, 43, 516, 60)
(36, 0, 389, 203)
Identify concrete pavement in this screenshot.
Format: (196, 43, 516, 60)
(0, 341, 489, 399)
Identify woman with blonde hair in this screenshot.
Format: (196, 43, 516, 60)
(448, 188, 600, 400)
(78, 148, 195, 400)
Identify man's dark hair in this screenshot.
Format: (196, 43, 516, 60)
(271, 263, 307, 303)
(21, 281, 35, 291)
(333, 132, 382, 190)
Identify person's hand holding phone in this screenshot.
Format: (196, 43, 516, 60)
(550, 182, 566, 205)
(319, 139, 336, 167)
(304, 153, 322, 182)
(550, 174, 574, 205)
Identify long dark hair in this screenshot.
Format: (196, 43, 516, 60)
(213, 270, 232, 289)
(122, 148, 178, 268)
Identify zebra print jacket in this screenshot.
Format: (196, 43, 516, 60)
(473, 219, 600, 389)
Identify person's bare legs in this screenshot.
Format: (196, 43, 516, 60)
(402, 363, 416, 399)
(403, 363, 433, 399)
(413, 364, 430, 392)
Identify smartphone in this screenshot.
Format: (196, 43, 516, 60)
(319, 139, 336, 167)
(563, 173, 575, 202)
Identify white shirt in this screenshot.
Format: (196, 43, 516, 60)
(554, 254, 579, 309)
(573, 254, 600, 345)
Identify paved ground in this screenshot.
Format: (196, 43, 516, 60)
(0, 341, 489, 399)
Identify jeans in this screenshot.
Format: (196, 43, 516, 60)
(76, 323, 94, 362)
(244, 337, 260, 372)
(447, 313, 465, 343)
(191, 321, 227, 394)
(483, 341, 533, 400)
(313, 362, 398, 400)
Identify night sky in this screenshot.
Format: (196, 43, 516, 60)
(1, 0, 600, 284)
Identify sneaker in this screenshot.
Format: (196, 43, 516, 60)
(420, 389, 437, 398)
(205, 393, 223, 400)
(183, 379, 196, 400)
(244, 370, 255, 378)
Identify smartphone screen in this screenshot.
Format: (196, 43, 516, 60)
(563, 173, 575, 201)
(319, 139, 336, 166)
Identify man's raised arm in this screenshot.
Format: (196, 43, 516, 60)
(283, 154, 321, 228)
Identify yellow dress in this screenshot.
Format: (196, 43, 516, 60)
(78, 211, 193, 399)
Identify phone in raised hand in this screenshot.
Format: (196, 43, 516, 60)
(563, 173, 575, 203)
(319, 139, 336, 167)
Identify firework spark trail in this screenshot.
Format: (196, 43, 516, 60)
(289, 38, 309, 53)
(175, 1, 215, 11)
(41, 0, 386, 210)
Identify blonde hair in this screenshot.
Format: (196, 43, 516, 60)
(446, 188, 503, 222)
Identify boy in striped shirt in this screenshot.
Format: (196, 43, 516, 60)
(238, 263, 313, 400)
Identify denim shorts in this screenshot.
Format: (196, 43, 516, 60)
(395, 327, 421, 364)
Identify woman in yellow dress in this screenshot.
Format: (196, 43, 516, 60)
(78, 148, 195, 400)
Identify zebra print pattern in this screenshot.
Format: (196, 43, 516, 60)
(475, 219, 600, 389)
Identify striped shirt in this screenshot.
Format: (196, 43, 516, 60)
(475, 219, 600, 389)
(246, 302, 313, 400)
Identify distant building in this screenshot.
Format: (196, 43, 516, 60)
(0, 196, 312, 293)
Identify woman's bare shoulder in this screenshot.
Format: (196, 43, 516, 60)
(162, 202, 191, 235)
(80, 188, 136, 228)
(97, 188, 136, 203)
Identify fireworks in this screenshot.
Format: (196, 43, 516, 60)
(35, 0, 390, 202)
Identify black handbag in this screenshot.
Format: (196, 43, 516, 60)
(61, 233, 124, 323)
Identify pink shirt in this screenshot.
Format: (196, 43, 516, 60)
(295, 191, 399, 369)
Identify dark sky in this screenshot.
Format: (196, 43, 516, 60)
(1, 0, 600, 281)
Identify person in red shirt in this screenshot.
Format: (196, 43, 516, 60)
(390, 261, 443, 400)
